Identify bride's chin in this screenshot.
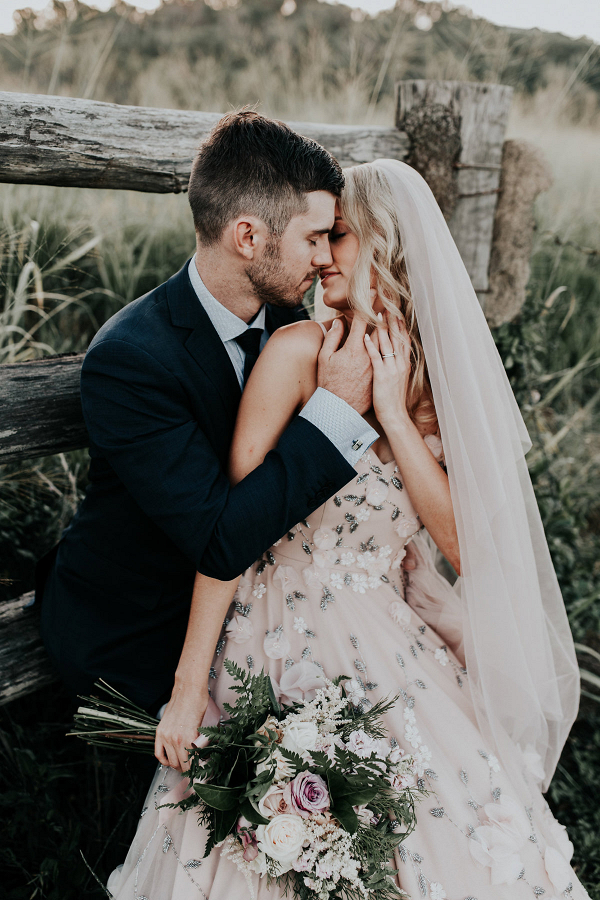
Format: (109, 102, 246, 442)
(321, 293, 350, 312)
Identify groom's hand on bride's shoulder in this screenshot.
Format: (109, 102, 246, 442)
(318, 316, 373, 416)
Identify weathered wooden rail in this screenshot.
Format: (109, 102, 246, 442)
(1, 80, 547, 706)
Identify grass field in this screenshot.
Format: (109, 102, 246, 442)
(0, 93, 599, 896)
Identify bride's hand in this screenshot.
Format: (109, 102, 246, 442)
(364, 311, 411, 428)
(154, 683, 209, 772)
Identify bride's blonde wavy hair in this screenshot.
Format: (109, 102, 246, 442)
(339, 163, 437, 433)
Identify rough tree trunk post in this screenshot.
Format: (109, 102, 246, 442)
(485, 140, 553, 327)
(396, 80, 513, 306)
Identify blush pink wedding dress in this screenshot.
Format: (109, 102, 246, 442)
(109, 447, 588, 900)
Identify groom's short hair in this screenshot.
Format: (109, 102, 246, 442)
(188, 109, 344, 245)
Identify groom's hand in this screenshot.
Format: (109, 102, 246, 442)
(318, 317, 373, 415)
(155, 686, 209, 773)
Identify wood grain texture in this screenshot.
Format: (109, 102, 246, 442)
(0, 92, 409, 193)
(397, 80, 513, 299)
(0, 592, 58, 706)
(0, 354, 86, 462)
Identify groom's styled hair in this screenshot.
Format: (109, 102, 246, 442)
(188, 109, 344, 246)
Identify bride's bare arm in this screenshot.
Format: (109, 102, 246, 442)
(155, 573, 239, 771)
(155, 321, 324, 770)
(229, 320, 324, 484)
(365, 315, 461, 574)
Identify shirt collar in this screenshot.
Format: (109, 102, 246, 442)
(188, 255, 266, 342)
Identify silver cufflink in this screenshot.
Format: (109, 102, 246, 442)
(352, 439, 363, 451)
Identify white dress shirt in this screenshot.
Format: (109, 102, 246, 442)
(188, 256, 377, 466)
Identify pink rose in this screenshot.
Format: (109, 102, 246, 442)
(285, 771, 330, 818)
(258, 784, 291, 819)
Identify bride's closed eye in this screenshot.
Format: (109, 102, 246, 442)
(329, 231, 347, 242)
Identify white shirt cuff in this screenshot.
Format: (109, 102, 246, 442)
(299, 387, 379, 467)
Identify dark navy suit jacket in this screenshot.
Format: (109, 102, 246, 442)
(40, 261, 355, 710)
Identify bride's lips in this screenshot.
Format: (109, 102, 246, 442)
(320, 271, 339, 283)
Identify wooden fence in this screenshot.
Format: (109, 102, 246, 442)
(0, 80, 520, 704)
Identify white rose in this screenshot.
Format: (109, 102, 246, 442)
(258, 784, 291, 819)
(263, 629, 291, 660)
(469, 825, 524, 885)
(281, 721, 319, 755)
(256, 748, 295, 783)
(313, 528, 338, 550)
(225, 615, 254, 644)
(255, 815, 307, 872)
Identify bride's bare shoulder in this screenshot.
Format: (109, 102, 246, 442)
(265, 318, 327, 361)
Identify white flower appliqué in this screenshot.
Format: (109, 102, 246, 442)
(263, 629, 291, 660)
(252, 583, 266, 599)
(434, 647, 449, 666)
(313, 528, 338, 550)
(330, 572, 344, 590)
(225, 615, 254, 644)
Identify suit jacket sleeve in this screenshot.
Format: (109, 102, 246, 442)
(81, 338, 356, 581)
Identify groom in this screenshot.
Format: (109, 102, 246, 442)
(39, 110, 378, 714)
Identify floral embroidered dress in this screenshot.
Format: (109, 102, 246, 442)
(109, 445, 588, 900)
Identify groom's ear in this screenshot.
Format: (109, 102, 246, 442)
(230, 216, 269, 260)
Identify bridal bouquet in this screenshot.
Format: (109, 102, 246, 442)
(72, 662, 422, 900)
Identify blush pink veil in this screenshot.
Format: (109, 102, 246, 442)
(370, 158, 579, 801)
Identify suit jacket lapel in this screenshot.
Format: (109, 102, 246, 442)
(166, 261, 241, 411)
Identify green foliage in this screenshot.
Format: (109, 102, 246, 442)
(491, 235, 600, 896)
(0, 0, 598, 125)
(0, 684, 150, 899)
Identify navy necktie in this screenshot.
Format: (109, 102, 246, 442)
(234, 328, 263, 384)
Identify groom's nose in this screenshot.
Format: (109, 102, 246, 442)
(312, 235, 332, 268)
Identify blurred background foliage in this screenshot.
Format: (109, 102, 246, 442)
(0, 0, 599, 896)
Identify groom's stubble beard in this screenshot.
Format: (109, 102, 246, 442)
(245, 234, 317, 309)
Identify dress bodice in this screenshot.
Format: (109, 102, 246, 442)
(253, 450, 421, 603)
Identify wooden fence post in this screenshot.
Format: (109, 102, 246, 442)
(396, 80, 513, 306)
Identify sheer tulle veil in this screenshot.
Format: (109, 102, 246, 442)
(323, 158, 580, 800)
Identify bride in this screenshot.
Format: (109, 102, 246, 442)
(108, 159, 586, 899)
